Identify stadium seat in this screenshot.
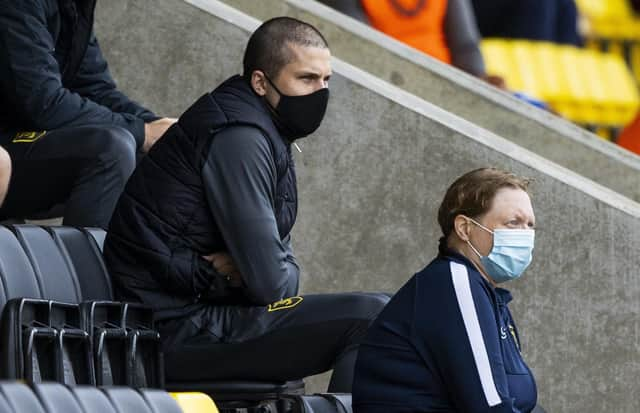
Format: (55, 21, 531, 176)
(0, 382, 212, 413)
(576, 0, 640, 41)
(0, 225, 304, 410)
(12, 225, 82, 303)
(141, 389, 184, 413)
(70, 386, 119, 413)
(46, 226, 113, 301)
(32, 382, 84, 413)
(481, 39, 640, 131)
(0, 391, 12, 413)
(170, 392, 220, 413)
(102, 387, 154, 413)
(0, 382, 46, 413)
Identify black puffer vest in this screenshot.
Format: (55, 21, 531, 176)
(104, 75, 297, 318)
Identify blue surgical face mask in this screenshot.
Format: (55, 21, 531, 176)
(465, 217, 535, 283)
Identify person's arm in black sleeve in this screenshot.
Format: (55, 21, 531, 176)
(202, 126, 296, 305)
(70, 33, 159, 124)
(421, 262, 518, 412)
(0, 1, 146, 145)
(444, 0, 487, 77)
(282, 233, 300, 297)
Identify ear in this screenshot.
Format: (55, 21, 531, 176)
(250, 70, 268, 96)
(453, 215, 472, 242)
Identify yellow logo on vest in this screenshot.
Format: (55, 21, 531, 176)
(267, 296, 303, 312)
(13, 131, 47, 143)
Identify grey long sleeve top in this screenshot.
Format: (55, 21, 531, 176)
(202, 125, 300, 305)
(320, 0, 486, 76)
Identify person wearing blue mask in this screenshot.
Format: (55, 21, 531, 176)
(353, 167, 541, 412)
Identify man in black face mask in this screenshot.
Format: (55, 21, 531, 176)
(104, 17, 389, 392)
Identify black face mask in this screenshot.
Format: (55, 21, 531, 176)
(264, 75, 330, 141)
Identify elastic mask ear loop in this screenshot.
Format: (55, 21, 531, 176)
(263, 74, 284, 97)
(467, 216, 494, 235)
(466, 239, 483, 259)
(463, 216, 490, 259)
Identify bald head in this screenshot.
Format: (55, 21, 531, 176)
(243, 16, 329, 79)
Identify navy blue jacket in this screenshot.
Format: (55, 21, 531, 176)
(0, 0, 156, 146)
(353, 251, 537, 412)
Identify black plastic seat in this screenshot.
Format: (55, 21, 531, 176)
(46, 227, 112, 301)
(0, 225, 308, 406)
(0, 226, 44, 307)
(138, 389, 182, 413)
(0, 382, 46, 413)
(101, 387, 153, 413)
(83, 228, 106, 252)
(69, 386, 118, 413)
(0, 390, 12, 413)
(11, 225, 81, 303)
(31, 382, 84, 413)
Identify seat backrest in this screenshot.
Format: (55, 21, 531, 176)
(101, 387, 153, 413)
(12, 225, 82, 303)
(139, 389, 183, 413)
(46, 227, 113, 301)
(84, 228, 106, 252)
(0, 382, 46, 413)
(0, 227, 44, 309)
(70, 386, 118, 413)
(0, 390, 12, 412)
(31, 382, 84, 413)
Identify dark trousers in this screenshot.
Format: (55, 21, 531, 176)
(161, 292, 391, 392)
(0, 126, 137, 228)
(472, 0, 582, 46)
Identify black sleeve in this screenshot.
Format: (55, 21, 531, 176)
(444, 0, 487, 77)
(69, 33, 160, 138)
(202, 126, 300, 305)
(282, 234, 300, 297)
(0, 1, 146, 145)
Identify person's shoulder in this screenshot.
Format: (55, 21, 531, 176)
(415, 255, 489, 294)
(212, 125, 271, 151)
(208, 125, 276, 166)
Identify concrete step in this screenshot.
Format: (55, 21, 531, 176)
(222, 0, 640, 203)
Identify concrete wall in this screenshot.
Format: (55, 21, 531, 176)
(95, 1, 640, 411)
(221, 0, 640, 203)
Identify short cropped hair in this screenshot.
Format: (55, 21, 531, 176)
(437, 168, 531, 239)
(243, 17, 329, 79)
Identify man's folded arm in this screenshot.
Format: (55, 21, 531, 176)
(202, 125, 296, 305)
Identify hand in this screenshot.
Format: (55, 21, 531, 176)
(143, 117, 177, 152)
(202, 252, 243, 288)
(482, 74, 507, 90)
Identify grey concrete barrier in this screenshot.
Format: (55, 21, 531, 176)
(95, 1, 640, 412)
(220, 0, 640, 203)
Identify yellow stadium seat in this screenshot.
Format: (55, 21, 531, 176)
(171, 392, 220, 413)
(575, 0, 640, 40)
(481, 39, 640, 128)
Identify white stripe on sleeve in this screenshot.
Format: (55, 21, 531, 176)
(450, 261, 502, 407)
